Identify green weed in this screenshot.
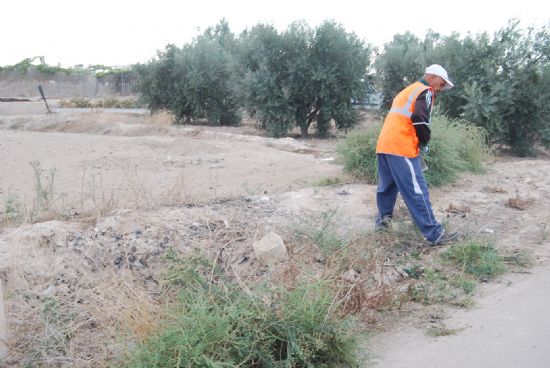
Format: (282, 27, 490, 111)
(442, 241, 506, 280)
(29, 160, 56, 211)
(3, 194, 24, 222)
(424, 113, 490, 186)
(453, 276, 477, 295)
(426, 326, 465, 337)
(311, 211, 348, 255)
(126, 252, 359, 367)
(411, 268, 460, 305)
(316, 176, 342, 187)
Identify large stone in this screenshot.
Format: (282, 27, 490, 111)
(253, 232, 288, 265)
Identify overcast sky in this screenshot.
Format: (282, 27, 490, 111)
(2, 0, 548, 67)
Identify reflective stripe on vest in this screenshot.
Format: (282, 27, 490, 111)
(389, 84, 427, 118)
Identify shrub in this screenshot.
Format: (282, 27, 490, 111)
(96, 96, 135, 108)
(69, 96, 93, 108)
(336, 123, 380, 184)
(424, 113, 490, 186)
(337, 113, 490, 186)
(126, 252, 358, 367)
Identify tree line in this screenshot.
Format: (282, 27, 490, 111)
(132, 19, 549, 155)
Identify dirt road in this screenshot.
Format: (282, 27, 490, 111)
(369, 264, 550, 367)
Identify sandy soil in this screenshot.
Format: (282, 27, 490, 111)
(0, 107, 549, 366)
(0, 111, 341, 214)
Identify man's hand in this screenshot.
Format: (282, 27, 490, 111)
(420, 145, 430, 155)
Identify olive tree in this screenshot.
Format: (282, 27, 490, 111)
(374, 21, 550, 156)
(134, 21, 240, 125)
(239, 20, 372, 137)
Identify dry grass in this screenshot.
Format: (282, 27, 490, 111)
(26, 109, 175, 137)
(281, 224, 421, 320)
(483, 185, 507, 193)
(1, 158, 205, 227)
(143, 110, 174, 130)
(0, 196, 524, 366)
(6, 271, 161, 368)
(504, 190, 532, 210)
(445, 203, 471, 215)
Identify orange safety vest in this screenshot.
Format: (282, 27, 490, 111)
(376, 81, 434, 158)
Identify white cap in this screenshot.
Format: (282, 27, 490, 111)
(425, 64, 454, 90)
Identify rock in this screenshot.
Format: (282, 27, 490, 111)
(253, 232, 288, 265)
(342, 269, 361, 283)
(7, 221, 75, 249)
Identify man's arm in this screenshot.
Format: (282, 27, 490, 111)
(412, 89, 433, 148)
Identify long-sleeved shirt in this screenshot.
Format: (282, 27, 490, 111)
(411, 80, 433, 148)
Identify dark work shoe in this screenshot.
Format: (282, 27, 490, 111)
(432, 231, 461, 245)
(375, 217, 392, 231)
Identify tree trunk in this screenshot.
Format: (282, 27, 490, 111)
(300, 124, 309, 138)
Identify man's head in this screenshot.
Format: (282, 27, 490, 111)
(423, 64, 454, 92)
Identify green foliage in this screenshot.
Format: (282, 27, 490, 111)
(442, 241, 506, 280)
(460, 23, 550, 155)
(134, 19, 371, 136)
(238, 23, 295, 137)
(239, 20, 372, 137)
(316, 177, 342, 186)
(336, 124, 380, 183)
(127, 251, 358, 367)
(374, 21, 550, 156)
(310, 211, 347, 254)
(3, 194, 24, 222)
(58, 96, 136, 108)
(337, 113, 489, 186)
(411, 268, 461, 305)
(411, 239, 505, 306)
(134, 21, 241, 126)
(374, 32, 426, 111)
(424, 112, 490, 186)
(454, 276, 477, 295)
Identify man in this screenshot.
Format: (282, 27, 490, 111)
(375, 64, 459, 245)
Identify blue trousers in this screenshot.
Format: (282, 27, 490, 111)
(376, 153, 444, 243)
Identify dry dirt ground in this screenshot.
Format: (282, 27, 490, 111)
(0, 106, 549, 367)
